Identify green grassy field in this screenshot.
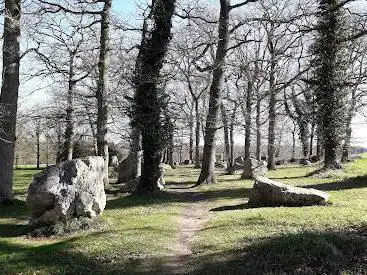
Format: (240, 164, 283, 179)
(1, 156, 367, 274)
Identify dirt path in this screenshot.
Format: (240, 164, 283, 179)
(163, 186, 212, 274)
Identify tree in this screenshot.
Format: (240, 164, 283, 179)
(96, 0, 112, 187)
(284, 84, 315, 160)
(197, 0, 231, 185)
(132, 0, 176, 195)
(171, 25, 212, 168)
(27, 11, 98, 162)
(0, 0, 21, 203)
(312, 0, 350, 169)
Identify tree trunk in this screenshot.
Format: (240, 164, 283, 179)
(341, 125, 351, 163)
(130, 127, 142, 179)
(133, 0, 176, 195)
(256, 98, 261, 161)
(168, 132, 174, 167)
(229, 120, 235, 167)
(299, 121, 310, 159)
(221, 104, 231, 171)
(267, 34, 276, 170)
(46, 135, 49, 167)
(292, 129, 296, 159)
(36, 120, 41, 169)
(85, 105, 98, 155)
(194, 99, 201, 168)
(313, 0, 348, 170)
(96, 0, 112, 187)
(197, 0, 230, 185)
(162, 148, 167, 163)
(189, 110, 194, 162)
(316, 135, 324, 161)
(341, 89, 356, 163)
(244, 82, 252, 159)
(309, 122, 315, 156)
(62, 56, 76, 161)
(56, 123, 63, 163)
(0, 0, 21, 203)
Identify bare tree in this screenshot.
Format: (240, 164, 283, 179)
(0, 0, 21, 203)
(96, 0, 112, 186)
(197, 0, 257, 185)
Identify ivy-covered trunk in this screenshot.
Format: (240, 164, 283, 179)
(312, 0, 349, 170)
(133, 0, 176, 195)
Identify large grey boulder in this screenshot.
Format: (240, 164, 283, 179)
(27, 157, 106, 225)
(248, 176, 329, 207)
(241, 158, 267, 179)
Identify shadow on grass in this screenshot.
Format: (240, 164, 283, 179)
(269, 170, 320, 180)
(302, 175, 367, 191)
(1, 226, 366, 274)
(14, 167, 43, 171)
(0, 199, 28, 219)
(0, 224, 32, 237)
(106, 188, 251, 210)
(0, 230, 183, 274)
(0, 232, 107, 274)
(210, 203, 250, 212)
(190, 228, 367, 274)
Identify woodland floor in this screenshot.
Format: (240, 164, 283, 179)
(1, 155, 367, 274)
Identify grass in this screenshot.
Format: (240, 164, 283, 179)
(188, 155, 367, 274)
(1, 170, 185, 274)
(1, 156, 367, 274)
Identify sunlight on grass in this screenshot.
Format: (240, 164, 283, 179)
(1, 157, 366, 274)
(0, 168, 185, 274)
(192, 156, 367, 274)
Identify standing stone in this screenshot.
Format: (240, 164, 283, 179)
(233, 156, 245, 173)
(110, 155, 119, 167)
(241, 158, 267, 179)
(157, 163, 172, 190)
(27, 157, 106, 225)
(117, 154, 135, 183)
(248, 176, 329, 207)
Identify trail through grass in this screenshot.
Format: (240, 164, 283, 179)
(1, 156, 367, 274)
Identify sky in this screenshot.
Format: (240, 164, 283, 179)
(112, 0, 141, 19)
